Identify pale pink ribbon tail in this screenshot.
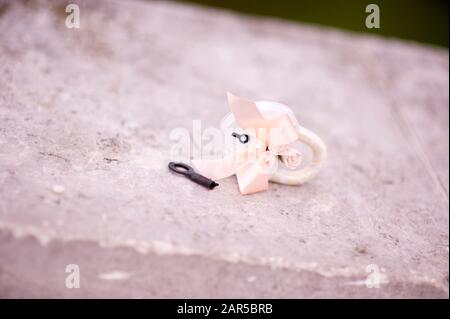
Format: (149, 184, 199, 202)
(236, 162, 269, 195)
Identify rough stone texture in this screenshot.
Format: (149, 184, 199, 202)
(0, 0, 448, 298)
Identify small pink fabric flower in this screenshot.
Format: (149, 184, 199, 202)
(269, 144, 290, 155)
(281, 148, 303, 170)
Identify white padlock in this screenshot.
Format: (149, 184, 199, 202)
(220, 100, 327, 185)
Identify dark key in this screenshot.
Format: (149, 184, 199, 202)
(168, 162, 219, 190)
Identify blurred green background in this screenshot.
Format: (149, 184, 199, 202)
(176, 0, 449, 48)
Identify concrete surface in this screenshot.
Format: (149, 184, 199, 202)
(0, 0, 448, 298)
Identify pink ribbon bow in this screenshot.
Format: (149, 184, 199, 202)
(192, 93, 302, 195)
